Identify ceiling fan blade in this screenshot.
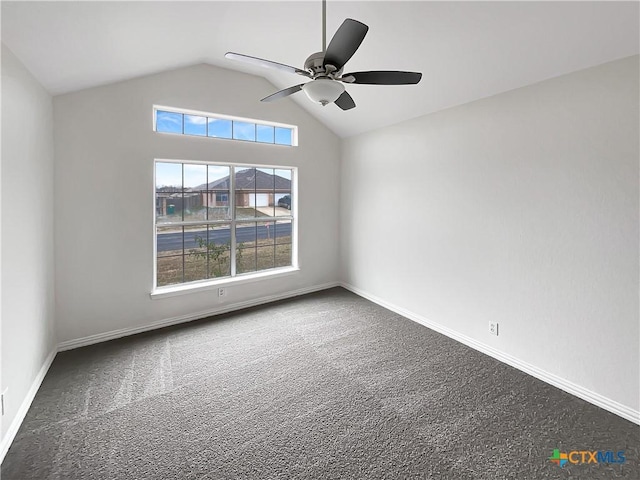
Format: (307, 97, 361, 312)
(323, 19, 369, 71)
(334, 91, 356, 110)
(343, 71, 422, 85)
(261, 84, 305, 102)
(225, 52, 311, 78)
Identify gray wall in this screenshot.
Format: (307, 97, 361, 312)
(340, 56, 639, 413)
(1, 45, 56, 445)
(53, 64, 341, 344)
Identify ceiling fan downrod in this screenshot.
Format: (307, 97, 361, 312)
(322, 0, 327, 53)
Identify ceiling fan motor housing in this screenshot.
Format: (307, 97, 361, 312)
(304, 52, 342, 77)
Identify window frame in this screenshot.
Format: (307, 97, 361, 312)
(152, 159, 298, 296)
(153, 105, 298, 146)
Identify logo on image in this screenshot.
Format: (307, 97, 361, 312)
(549, 449, 625, 467)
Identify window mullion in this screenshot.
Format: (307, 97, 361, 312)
(157, 219, 231, 227)
(230, 166, 237, 277)
(181, 165, 185, 283)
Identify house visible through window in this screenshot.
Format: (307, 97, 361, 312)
(155, 161, 295, 288)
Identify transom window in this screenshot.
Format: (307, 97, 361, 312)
(155, 161, 295, 288)
(154, 106, 297, 146)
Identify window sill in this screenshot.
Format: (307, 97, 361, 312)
(150, 266, 300, 299)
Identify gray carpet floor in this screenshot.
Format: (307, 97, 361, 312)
(2, 287, 638, 479)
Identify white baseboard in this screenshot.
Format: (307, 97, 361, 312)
(0, 348, 57, 464)
(341, 282, 640, 426)
(58, 282, 340, 351)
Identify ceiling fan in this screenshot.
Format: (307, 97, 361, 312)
(224, 0, 422, 111)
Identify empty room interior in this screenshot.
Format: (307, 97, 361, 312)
(1, 1, 639, 478)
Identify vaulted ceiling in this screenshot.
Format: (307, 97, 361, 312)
(2, 1, 638, 138)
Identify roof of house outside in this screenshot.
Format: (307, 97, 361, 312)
(202, 168, 291, 191)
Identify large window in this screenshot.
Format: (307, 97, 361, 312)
(155, 161, 295, 288)
(154, 106, 296, 146)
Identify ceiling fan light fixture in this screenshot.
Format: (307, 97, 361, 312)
(302, 79, 345, 106)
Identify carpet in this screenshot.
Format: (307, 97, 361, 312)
(2, 287, 638, 479)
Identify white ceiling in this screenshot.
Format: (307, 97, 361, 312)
(2, 1, 638, 138)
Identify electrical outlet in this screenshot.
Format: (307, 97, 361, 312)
(490, 322, 499, 336)
(218, 288, 226, 298)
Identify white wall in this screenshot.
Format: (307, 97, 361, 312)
(1, 45, 56, 443)
(53, 64, 340, 344)
(341, 56, 639, 415)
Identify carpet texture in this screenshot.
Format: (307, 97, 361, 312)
(2, 288, 638, 479)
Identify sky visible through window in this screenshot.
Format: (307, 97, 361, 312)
(233, 121, 255, 141)
(257, 124, 274, 143)
(155, 109, 294, 146)
(156, 111, 182, 133)
(156, 163, 231, 189)
(183, 115, 206, 136)
(208, 118, 232, 138)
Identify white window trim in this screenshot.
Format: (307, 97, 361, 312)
(149, 266, 300, 299)
(153, 105, 298, 146)
(152, 159, 298, 296)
